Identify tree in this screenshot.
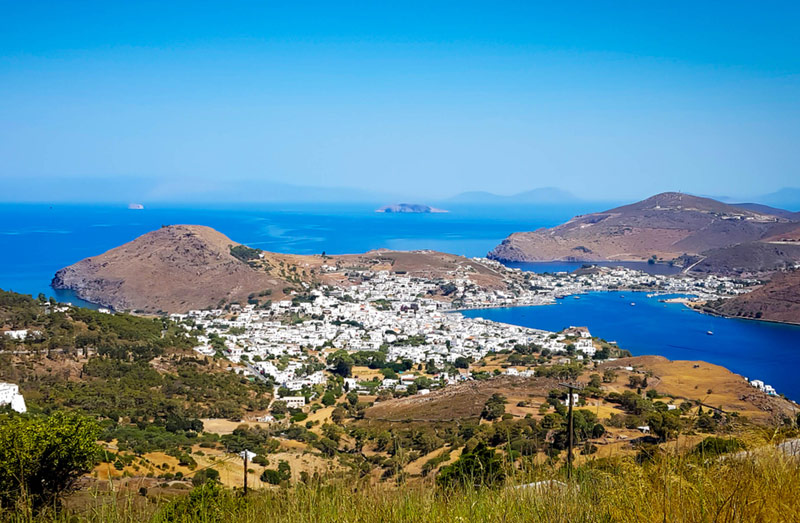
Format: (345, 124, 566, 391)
(327, 350, 354, 378)
(271, 400, 288, 416)
(191, 468, 220, 486)
(647, 412, 682, 441)
(0, 412, 100, 511)
(331, 407, 346, 424)
(346, 391, 359, 407)
(379, 367, 398, 380)
(481, 394, 506, 421)
(454, 357, 471, 369)
(321, 391, 336, 406)
(436, 444, 505, 488)
(602, 369, 617, 383)
(260, 460, 291, 485)
(588, 373, 602, 388)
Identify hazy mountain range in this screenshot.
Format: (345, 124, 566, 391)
(2, 175, 799, 210)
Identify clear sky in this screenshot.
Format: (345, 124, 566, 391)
(1, 1, 798, 202)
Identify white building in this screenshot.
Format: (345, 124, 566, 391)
(574, 338, 596, 357)
(0, 383, 26, 413)
(282, 396, 306, 409)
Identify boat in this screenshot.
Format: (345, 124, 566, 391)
(707, 330, 714, 336)
(574, 296, 581, 300)
(630, 302, 636, 306)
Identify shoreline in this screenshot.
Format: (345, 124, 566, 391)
(455, 289, 800, 329)
(683, 301, 800, 328)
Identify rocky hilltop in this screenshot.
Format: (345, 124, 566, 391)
(489, 192, 798, 266)
(52, 225, 294, 313)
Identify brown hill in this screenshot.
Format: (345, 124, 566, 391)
(52, 225, 298, 313)
(52, 227, 521, 314)
(325, 249, 513, 291)
(364, 375, 561, 422)
(364, 356, 796, 424)
(681, 242, 800, 277)
(710, 270, 800, 324)
(489, 192, 796, 263)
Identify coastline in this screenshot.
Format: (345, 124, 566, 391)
(684, 301, 800, 328)
(457, 288, 800, 329)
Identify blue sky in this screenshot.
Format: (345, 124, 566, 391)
(1, 1, 798, 202)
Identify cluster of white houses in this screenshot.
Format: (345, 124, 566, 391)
(170, 262, 757, 400)
(748, 379, 777, 396)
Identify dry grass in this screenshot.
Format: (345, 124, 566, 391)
(8, 444, 799, 523)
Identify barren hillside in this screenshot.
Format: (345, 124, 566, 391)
(52, 225, 297, 313)
(489, 192, 796, 263)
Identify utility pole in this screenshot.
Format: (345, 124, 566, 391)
(243, 451, 248, 495)
(559, 382, 584, 481)
(239, 450, 255, 495)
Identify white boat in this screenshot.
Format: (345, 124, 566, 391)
(707, 330, 714, 336)
(630, 302, 636, 306)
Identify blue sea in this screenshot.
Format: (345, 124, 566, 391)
(461, 292, 800, 400)
(1, 202, 798, 400)
(0, 202, 599, 303)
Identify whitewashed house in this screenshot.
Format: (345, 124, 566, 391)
(282, 396, 306, 409)
(0, 383, 26, 413)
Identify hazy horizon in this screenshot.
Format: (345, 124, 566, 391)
(2, 2, 799, 203)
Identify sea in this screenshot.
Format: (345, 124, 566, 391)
(461, 293, 800, 401)
(1, 202, 799, 399)
(0, 202, 602, 303)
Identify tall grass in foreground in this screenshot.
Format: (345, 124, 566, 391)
(5, 449, 799, 522)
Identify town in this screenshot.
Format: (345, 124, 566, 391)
(168, 260, 773, 403)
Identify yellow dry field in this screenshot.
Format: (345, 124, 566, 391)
(200, 418, 274, 435)
(351, 366, 384, 381)
(405, 447, 463, 476)
(602, 356, 785, 422)
(306, 406, 334, 426)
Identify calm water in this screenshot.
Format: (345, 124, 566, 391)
(461, 292, 800, 400)
(504, 260, 682, 276)
(0, 202, 599, 303)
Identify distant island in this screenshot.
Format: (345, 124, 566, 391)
(375, 203, 448, 213)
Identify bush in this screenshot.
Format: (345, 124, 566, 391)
(0, 412, 100, 511)
(481, 394, 507, 421)
(191, 468, 220, 486)
(692, 437, 744, 458)
(436, 444, 505, 488)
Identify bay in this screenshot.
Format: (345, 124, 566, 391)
(460, 291, 800, 401)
